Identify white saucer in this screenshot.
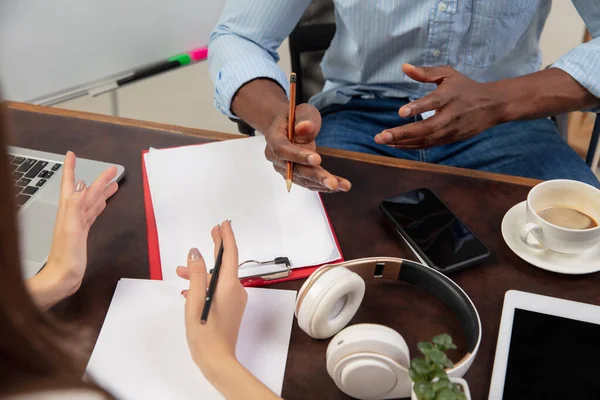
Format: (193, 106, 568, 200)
(501, 201, 600, 274)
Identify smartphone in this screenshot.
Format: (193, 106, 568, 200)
(380, 188, 490, 273)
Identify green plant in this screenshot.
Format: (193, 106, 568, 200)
(409, 334, 467, 400)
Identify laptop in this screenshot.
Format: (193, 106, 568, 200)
(9, 146, 125, 279)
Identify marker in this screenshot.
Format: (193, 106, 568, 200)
(115, 49, 206, 87)
(116, 60, 180, 85)
(189, 47, 208, 62)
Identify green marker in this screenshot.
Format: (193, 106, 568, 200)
(168, 53, 192, 65)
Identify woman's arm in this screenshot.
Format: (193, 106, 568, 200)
(177, 222, 281, 400)
(26, 151, 118, 310)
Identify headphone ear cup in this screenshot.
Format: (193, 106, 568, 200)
(326, 324, 412, 399)
(296, 267, 365, 339)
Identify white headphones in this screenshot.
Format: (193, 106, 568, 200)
(294, 257, 481, 400)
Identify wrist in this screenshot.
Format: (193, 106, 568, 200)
(484, 81, 512, 125)
(199, 353, 241, 386)
(231, 78, 289, 133)
(26, 262, 80, 309)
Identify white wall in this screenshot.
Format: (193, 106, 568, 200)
(56, 3, 586, 135)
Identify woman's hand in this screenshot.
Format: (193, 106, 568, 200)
(177, 221, 247, 373)
(177, 222, 280, 399)
(26, 151, 119, 309)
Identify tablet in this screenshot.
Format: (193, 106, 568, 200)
(489, 290, 600, 399)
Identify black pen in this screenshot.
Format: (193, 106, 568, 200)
(201, 241, 224, 324)
(116, 60, 180, 86)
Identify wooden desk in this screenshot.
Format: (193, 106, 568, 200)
(6, 102, 600, 399)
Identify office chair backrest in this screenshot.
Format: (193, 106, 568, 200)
(289, 0, 336, 104)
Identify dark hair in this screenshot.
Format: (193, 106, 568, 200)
(0, 105, 108, 397)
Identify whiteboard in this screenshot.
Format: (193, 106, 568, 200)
(0, 0, 225, 103)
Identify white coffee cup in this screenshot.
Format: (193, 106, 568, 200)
(519, 179, 600, 254)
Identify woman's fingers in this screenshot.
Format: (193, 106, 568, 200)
(184, 248, 208, 323)
(60, 151, 77, 199)
(219, 221, 239, 282)
(85, 166, 118, 206)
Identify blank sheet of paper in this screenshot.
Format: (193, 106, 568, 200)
(144, 136, 341, 280)
(86, 279, 296, 400)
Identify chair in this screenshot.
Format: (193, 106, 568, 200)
(554, 112, 600, 170)
(587, 115, 600, 171)
(287, 0, 336, 104)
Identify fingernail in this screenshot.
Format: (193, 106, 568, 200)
(405, 63, 414, 68)
(188, 248, 201, 261)
(75, 180, 86, 192)
(181, 290, 188, 298)
(400, 107, 411, 117)
(380, 131, 394, 143)
(322, 179, 334, 190)
(307, 154, 319, 165)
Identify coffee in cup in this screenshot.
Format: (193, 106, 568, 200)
(537, 207, 598, 230)
(519, 180, 600, 254)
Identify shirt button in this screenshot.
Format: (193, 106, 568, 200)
(438, 2, 448, 12)
(433, 49, 441, 57)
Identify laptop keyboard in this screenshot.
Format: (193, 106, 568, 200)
(10, 154, 62, 209)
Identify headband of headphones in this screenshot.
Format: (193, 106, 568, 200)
(295, 257, 481, 377)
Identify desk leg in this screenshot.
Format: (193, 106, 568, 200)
(109, 90, 119, 117)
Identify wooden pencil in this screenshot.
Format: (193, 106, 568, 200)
(286, 73, 297, 193)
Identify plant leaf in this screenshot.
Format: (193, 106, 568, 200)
(434, 387, 457, 400)
(414, 383, 436, 400)
(443, 357, 454, 368)
(412, 358, 434, 375)
(456, 392, 468, 400)
(418, 341, 434, 355)
(409, 366, 427, 383)
(432, 378, 454, 392)
(428, 348, 448, 365)
(432, 368, 448, 380)
(432, 334, 453, 350)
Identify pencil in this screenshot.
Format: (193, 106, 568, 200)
(286, 73, 297, 193)
(200, 240, 224, 324)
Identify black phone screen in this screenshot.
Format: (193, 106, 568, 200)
(380, 188, 489, 270)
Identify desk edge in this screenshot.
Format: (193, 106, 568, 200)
(5, 101, 540, 187)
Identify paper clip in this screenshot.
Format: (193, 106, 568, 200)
(238, 257, 291, 281)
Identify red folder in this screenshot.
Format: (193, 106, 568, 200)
(141, 151, 344, 287)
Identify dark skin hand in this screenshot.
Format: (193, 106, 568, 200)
(231, 66, 597, 190)
(375, 63, 600, 149)
(231, 78, 351, 193)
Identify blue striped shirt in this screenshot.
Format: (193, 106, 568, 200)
(209, 0, 600, 118)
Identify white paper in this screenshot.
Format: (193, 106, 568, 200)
(144, 136, 341, 280)
(86, 278, 297, 400)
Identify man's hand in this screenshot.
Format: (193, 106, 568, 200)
(264, 103, 351, 192)
(374, 64, 505, 149)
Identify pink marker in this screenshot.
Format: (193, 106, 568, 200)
(189, 47, 208, 61)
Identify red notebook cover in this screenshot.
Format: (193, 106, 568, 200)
(141, 151, 344, 287)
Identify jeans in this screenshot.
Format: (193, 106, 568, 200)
(315, 97, 600, 188)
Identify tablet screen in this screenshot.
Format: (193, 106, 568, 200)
(503, 308, 600, 399)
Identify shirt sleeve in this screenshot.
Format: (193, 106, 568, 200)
(552, 1, 600, 110)
(208, 0, 313, 118)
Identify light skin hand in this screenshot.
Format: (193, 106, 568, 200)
(26, 151, 119, 309)
(176, 222, 280, 400)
